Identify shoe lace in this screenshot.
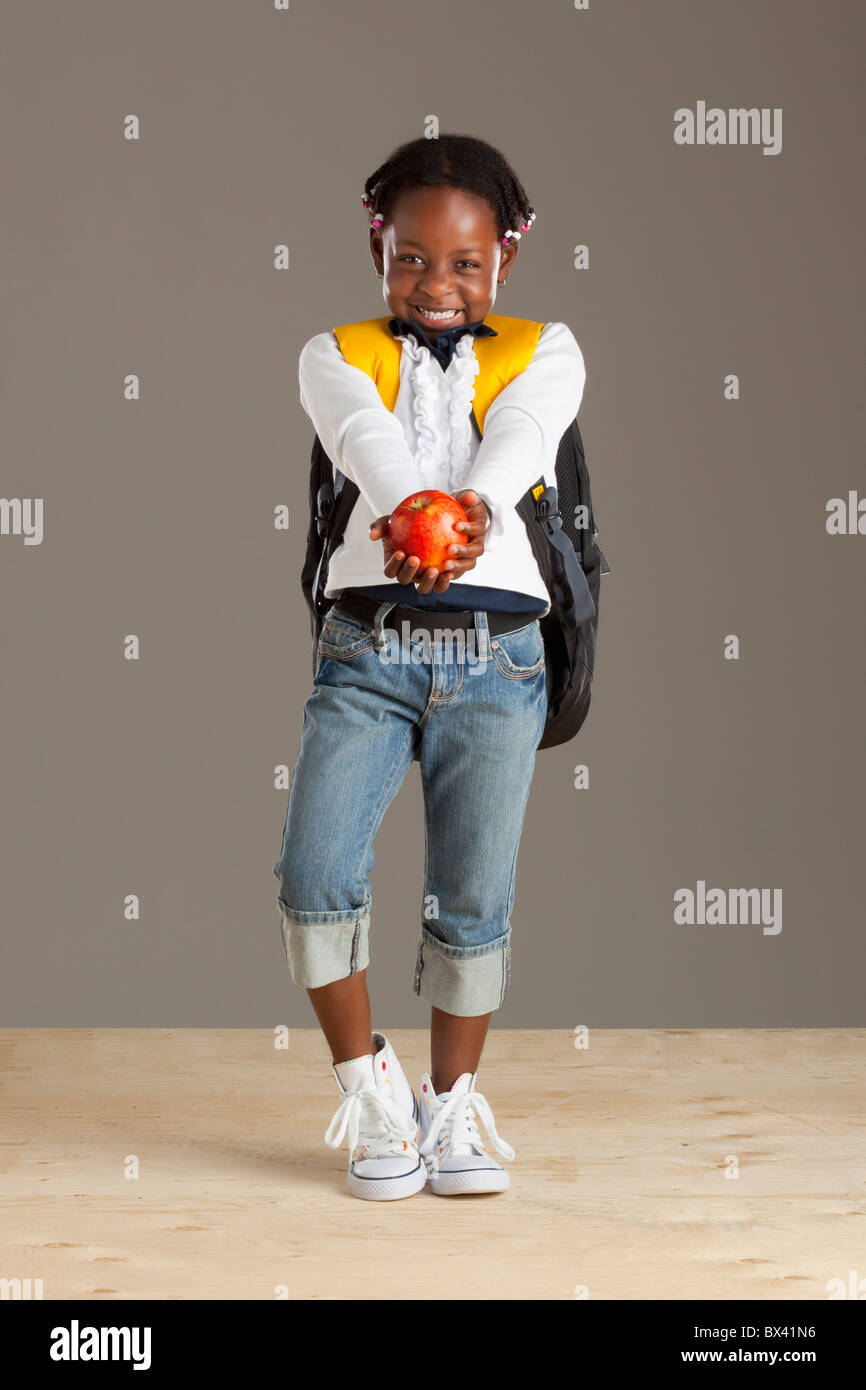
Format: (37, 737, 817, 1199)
(324, 1086, 418, 1162)
(418, 1087, 515, 1171)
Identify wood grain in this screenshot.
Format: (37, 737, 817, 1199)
(0, 1029, 863, 1300)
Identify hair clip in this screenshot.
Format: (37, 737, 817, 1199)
(502, 210, 536, 245)
(361, 194, 383, 228)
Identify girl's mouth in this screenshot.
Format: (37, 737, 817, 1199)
(411, 305, 464, 326)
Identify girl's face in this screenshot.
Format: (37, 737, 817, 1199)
(370, 185, 519, 334)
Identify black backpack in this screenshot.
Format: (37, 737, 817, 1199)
(301, 413, 610, 752)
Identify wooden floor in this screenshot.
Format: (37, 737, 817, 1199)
(0, 1028, 863, 1301)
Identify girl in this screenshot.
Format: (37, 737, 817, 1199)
(274, 134, 586, 1200)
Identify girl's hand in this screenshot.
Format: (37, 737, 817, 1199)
(368, 490, 491, 595)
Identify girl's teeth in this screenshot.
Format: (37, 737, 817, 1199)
(415, 307, 459, 320)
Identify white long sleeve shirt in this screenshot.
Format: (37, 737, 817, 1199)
(298, 319, 587, 609)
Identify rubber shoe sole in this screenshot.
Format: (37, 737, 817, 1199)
(347, 1156, 427, 1201)
(427, 1166, 510, 1196)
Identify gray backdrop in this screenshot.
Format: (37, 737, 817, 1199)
(2, 0, 863, 1026)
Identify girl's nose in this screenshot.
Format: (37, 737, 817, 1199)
(415, 267, 454, 294)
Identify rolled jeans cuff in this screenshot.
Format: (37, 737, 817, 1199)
(277, 897, 371, 989)
(412, 922, 511, 1016)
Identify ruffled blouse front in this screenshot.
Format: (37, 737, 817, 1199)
(386, 316, 497, 496)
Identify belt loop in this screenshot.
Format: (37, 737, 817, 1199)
(373, 600, 396, 651)
(472, 609, 490, 663)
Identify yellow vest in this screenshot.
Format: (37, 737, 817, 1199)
(332, 313, 544, 435)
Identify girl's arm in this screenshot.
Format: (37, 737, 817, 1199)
(462, 321, 587, 541)
(299, 331, 428, 518)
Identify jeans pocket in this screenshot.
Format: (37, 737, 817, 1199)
(489, 619, 546, 679)
(317, 606, 376, 662)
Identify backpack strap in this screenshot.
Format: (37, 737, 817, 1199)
(472, 314, 543, 431)
(333, 317, 402, 411)
(518, 477, 596, 630)
(332, 314, 544, 429)
(308, 458, 359, 631)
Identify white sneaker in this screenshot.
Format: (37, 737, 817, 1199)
(324, 1032, 426, 1201)
(418, 1071, 515, 1196)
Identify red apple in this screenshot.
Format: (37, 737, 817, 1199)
(386, 490, 470, 571)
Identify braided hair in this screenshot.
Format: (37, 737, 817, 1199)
(362, 133, 535, 243)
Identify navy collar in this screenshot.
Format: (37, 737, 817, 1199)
(387, 314, 497, 371)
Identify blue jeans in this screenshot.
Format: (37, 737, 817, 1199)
(272, 602, 548, 1016)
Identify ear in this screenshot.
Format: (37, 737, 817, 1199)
(499, 238, 520, 278)
(370, 226, 385, 275)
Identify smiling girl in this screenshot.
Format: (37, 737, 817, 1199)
(273, 134, 587, 1200)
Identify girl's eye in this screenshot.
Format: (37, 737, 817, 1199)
(397, 256, 481, 270)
